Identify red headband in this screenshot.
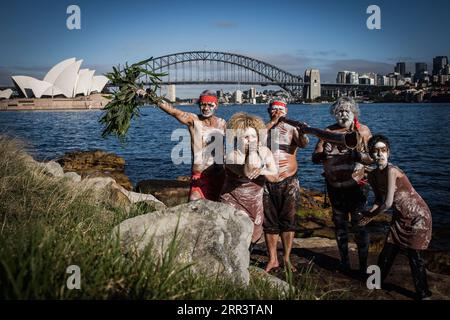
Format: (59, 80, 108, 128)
(199, 95, 218, 105)
(270, 101, 286, 108)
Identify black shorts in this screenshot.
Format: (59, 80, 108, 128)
(326, 181, 367, 226)
(263, 175, 301, 234)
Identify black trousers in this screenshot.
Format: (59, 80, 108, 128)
(378, 242, 432, 299)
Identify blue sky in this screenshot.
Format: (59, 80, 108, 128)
(1, 0, 449, 96)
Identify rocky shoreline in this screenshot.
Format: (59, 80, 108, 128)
(38, 148, 450, 299)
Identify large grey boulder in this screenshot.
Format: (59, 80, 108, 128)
(113, 200, 253, 284)
(63, 171, 82, 183)
(36, 161, 64, 177)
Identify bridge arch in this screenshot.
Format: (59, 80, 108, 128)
(143, 51, 304, 93)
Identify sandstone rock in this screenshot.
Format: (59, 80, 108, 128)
(249, 266, 291, 295)
(81, 176, 116, 190)
(113, 200, 253, 284)
(292, 237, 357, 250)
(56, 150, 133, 190)
(135, 179, 190, 207)
(63, 171, 82, 183)
(80, 177, 165, 212)
(36, 161, 64, 177)
(424, 250, 450, 276)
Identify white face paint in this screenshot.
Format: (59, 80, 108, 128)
(334, 104, 355, 129)
(269, 106, 287, 116)
(238, 127, 258, 152)
(371, 141, 389, 169)
(199, 102, 217, 118)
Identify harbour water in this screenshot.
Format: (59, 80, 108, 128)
(1, 103, 449, 243)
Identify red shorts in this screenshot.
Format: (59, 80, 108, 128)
(189, 170, 224, 201)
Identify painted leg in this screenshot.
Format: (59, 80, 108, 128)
(281, 231, 296, 272)
(407, 249, 432, 300)
(333, 210, 350, 270)
(377, 242, 399, 285)
(264, 233, 279, 272)
(355, 226, 370, 273)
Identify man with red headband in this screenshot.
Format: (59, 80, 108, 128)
(312, 97, 373, 274)
(263, 97, 309, 272)
(138, 89, 226, 201)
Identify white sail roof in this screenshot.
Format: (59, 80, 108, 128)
(12, 76, 53, 98)
(0, 89, 13, 99)
(12, 58, 109, 98)
(75, 69, 95, 96)
(43, 58, 76, 84)
(53, 60, 82, 98)
(90, 75, 109, 93)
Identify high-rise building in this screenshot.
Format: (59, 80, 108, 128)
(415, 62, 427, 75)
(233, 90, 243, 104)
(336, 71, 349, 84)
(249, 87, 256, 104)
(433, 56, 449, 75)
(395, 62, 406, 76)
(415, 63, 428, 82)
(303, 69, 321, 100)
(346, 72, 359, 84)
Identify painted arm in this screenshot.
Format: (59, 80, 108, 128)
(266, 109, 284, 129)
(312, 139, 326, 164)
(259, 148, 278, 177)
(157, 100, 196, 126)
(293, 126, 309, 148)
(359, 168, 397, 226)
(353, 126, 374, 165)
(244, 149, 263, 179)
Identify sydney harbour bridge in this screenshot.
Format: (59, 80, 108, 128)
(139, 51, 387, 99)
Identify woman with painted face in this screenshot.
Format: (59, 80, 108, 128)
(360, 134, 433, 300)
(220, 112, 278, 250)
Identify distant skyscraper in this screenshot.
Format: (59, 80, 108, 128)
(415, 62, 428, 75)
(346, 72, 359, 84)
(433, 56, 449, 75)
(304, 69, 321, 100)
(395, 62, 406, 76)
(336, 71, 349, 84)
(233, 90, 243, 104)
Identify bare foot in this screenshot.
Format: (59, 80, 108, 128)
(283, 260, 297, 273)
(264, 260, 279, 272)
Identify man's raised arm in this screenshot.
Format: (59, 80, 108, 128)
(157, 100, 196, 126)
(136, 89, 196, 126)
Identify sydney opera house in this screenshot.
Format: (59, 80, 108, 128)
(11, 58, 109, 99)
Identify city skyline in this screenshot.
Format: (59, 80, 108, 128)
(1, 0, 450, 97)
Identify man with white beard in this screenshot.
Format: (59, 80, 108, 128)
(312, 97, 373, 274)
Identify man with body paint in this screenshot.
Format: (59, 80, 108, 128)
(312, 97, 372, 274)
(220, 113, 278, 250)
(359, 135, 432, 300)
(137, 89, 226, 201)
(263, 98, 309, 272)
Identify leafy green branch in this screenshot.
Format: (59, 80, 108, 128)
(98, 57, 167, 141)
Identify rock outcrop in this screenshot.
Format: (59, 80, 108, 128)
(113, 200, 254, 285)
(135, 178, 190, 207)
(56, 150, 133, 190)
